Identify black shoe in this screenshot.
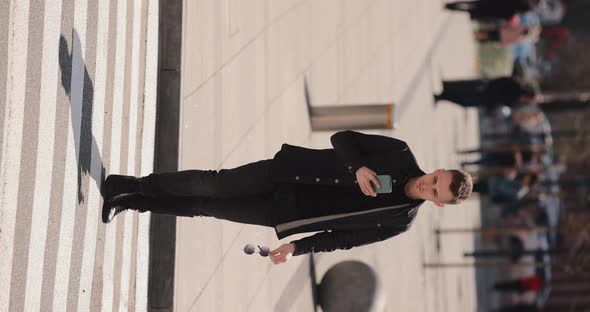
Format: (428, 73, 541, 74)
(102, 199, 111, 223)
(101, 174, 142, 202)
(103, 203, 128, 224)
(433, 94, 442, 107)
(444, 3, 456, 10)
(102, 193, 142, 223)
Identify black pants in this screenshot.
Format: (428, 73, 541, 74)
(472, 180, 489, 194)
(438, 80, 493, 107)
(445, 1, 520, 20)
(493, 279, 525, 293)
(494, 303, 538, 312)
(461, 153, 515, 168)
(137, 159, 279, 227)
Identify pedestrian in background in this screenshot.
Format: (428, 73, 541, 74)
(434, 75, 539, 109)
(445, 0, 541, 21)
(492, 302, 542, 312)
(475, 23, 541, 46)
(492, 274, 544, 293)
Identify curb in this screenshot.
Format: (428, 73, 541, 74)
(148, 0, 183, 311)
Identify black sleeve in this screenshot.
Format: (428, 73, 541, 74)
(290, 226, 402, 256)
(330, 130, 409, 175)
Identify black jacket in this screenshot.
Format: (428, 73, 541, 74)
(485, 77, 534, 107)
(270, 130, 425, 256)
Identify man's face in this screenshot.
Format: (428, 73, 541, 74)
(407, 169, 454, 207)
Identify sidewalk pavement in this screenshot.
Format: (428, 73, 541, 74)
(172, 1, 481, 311)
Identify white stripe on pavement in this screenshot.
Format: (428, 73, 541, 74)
(135, 0, 159, 309)
(76, 0, 110, 309)
(118, 0, 143, 309)
(101, 0, 128, 308)
(0, 1, 30, 311)
(52, 0, 89, 309)
(22, 0, 63, 310)
(118, 194, 135, 309)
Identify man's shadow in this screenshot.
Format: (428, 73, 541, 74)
(58, 30, 105, 204)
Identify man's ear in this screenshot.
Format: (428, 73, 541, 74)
(434, 201, 445, 208)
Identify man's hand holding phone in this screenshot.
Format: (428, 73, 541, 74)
(355, 166, 380, 197)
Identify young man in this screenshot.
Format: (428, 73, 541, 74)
(102, 130, 472, 264)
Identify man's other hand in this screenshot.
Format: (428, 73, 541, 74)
(270, 243, 295, 265)
(355, 166, 379, 197)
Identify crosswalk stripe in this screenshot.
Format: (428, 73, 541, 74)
(0, 1, 31, 311)
(51, 0, 89, 309)
(101, 0, 129, 309)
(39, 0, 76, 307)
(118, 0, 143, 309)
(112, 0, 134, 308)
(9, 0, 47, 310)
(89, 0, 118, 309)
(76, 0, 111, 309)
(65, 0, 101, 307)
(22, 0, 63, 311)
(135, 0, 159, 309)
(0, 0, 10, 167)
(118, 209, 135, 312)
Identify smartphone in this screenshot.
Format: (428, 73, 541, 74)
(371, 175, 393, 194)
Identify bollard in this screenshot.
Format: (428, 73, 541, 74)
(310, 104, 396, 131)
(317, 261, 385, 312)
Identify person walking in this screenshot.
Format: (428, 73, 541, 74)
(492, 274, 544, 293)
(101, 130, 473, 264)
(445, 0, 541, 21)
(475, 23, 541, 46)
(493, 303, 542, 312)
(434, 75, 539, 109)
